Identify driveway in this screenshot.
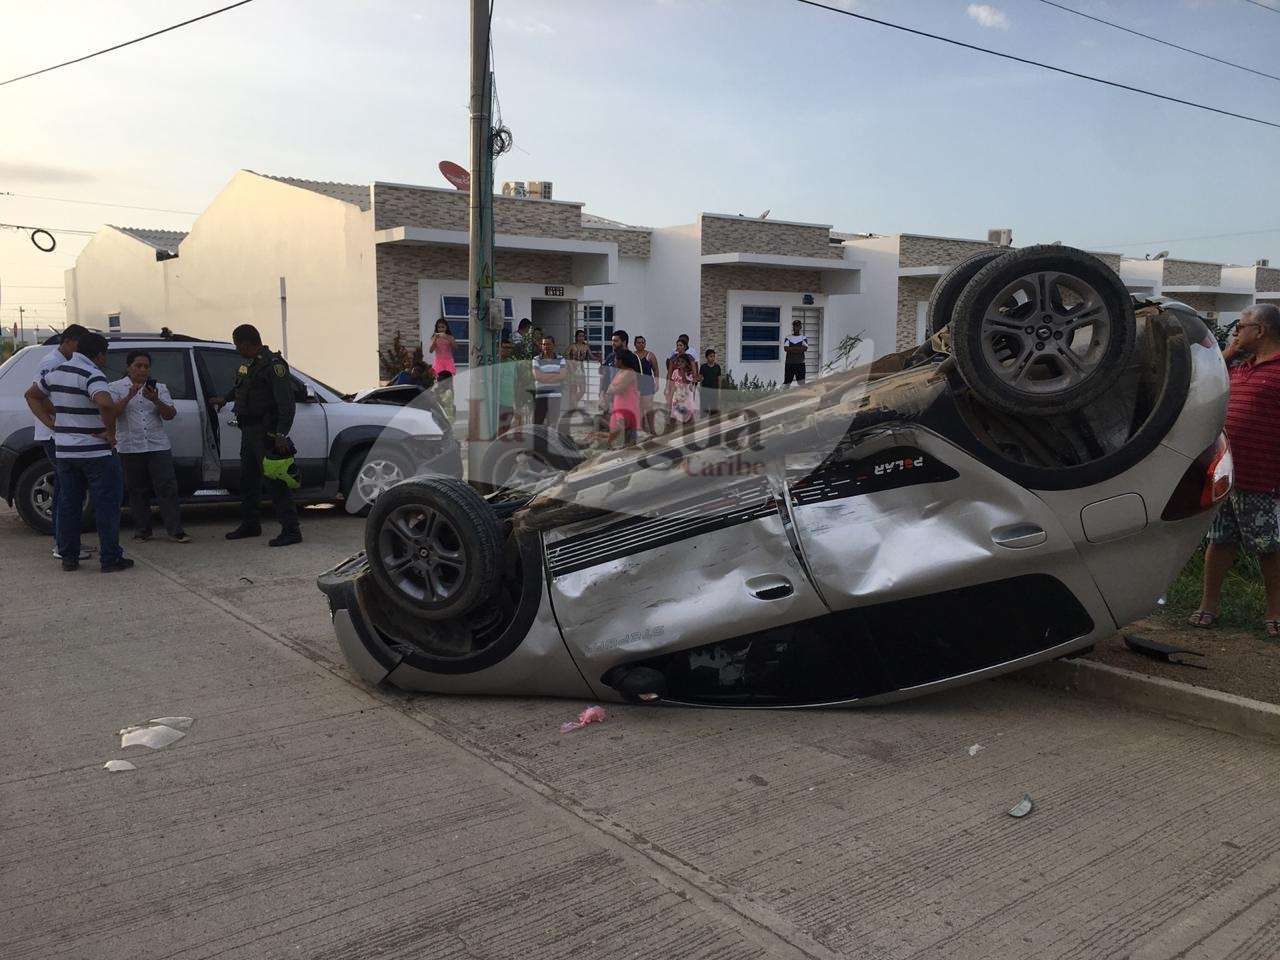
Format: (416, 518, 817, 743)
(2, 503, 1278, 960)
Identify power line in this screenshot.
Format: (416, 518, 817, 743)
(1090, 226, 1280, 248)
(0, 223, 96, 236)
(1242, 0, 1280, 14)
(0, 0, 258, 89)
(790, 0, 1280, 130)
(1036, 0, 1280, 84)
(0, 192, 198, 215)
(0, 284, 65, 289)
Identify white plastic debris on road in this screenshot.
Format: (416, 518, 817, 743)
(103, 760, 136, 773)
(968, 744, 983, 757)
(118, 717, 194, 750)
(1007, 794, 1035, 818)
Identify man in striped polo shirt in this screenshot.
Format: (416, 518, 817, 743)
(23, 324, 91, 561)
(29, 331, 133, 573)
(1193, 303, 1280, 637)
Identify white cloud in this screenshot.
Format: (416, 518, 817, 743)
(966, 4, 1010, 29)
(495, 15, 554, 36)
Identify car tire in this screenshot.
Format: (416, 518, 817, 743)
(341, 446, 413, 516)
(14, 458, 56, 534)
(950, 244, 1136, 417)
(477, 424, 584, 494)
(926, 248, 1013, 337)
(364, 477, 503, 620)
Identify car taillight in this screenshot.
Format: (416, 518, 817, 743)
(1161, 433, 1232, 521)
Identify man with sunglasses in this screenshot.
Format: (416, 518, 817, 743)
(1192, 303, 1280, 638)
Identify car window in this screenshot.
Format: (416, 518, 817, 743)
(195, 348, 247, 399)
(104, 348, 195, 400)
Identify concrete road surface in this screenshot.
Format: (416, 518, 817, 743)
(2, 502, 1278, 960)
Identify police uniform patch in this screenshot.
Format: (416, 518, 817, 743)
(273, 363, 287, 378)
(238, 365, 249, 376)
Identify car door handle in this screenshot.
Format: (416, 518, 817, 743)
(992, 523, 1047, 549)
(745, 574, 794, 601)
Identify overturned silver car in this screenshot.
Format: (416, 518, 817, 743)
(318, 245, 1232, 707)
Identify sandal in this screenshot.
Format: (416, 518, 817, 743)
(1187, 610, 1218, 628)
(1264, 619, 1280, 641)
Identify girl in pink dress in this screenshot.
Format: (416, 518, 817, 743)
(666, 354, 697, 430)
(429, 319, 457, 419)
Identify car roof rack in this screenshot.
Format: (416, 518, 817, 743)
(41, 327, 208, 345)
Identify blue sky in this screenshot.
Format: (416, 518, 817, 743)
(1, 0, 1276, 330)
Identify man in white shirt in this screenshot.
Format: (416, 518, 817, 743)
(23, 324, 91, 560)
(783, 319, 809, 386)
(108, 349, 190, 542)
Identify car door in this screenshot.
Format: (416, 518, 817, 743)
(103, 346, 207, 493)
(194, 347, 329, 491)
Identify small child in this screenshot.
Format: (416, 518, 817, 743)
(699, 348, 722, 417)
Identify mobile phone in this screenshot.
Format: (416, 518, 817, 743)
(146, 378, 157, 390)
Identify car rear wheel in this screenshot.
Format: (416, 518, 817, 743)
(950, 245, 1136, 417)
(927, 248, 1013, 337)
(364, 477, 503, 620)
(15, 458, 56, 534)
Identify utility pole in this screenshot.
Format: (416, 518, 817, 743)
(279, 276, 289, 360)
(17, 305, 24, 344)
(467, 0, 499, 476)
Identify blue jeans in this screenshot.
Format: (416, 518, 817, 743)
(41, 439, 59, 547)
(56, 454, 124, 567)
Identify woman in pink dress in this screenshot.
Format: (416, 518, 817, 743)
(607, 349, 642, 447)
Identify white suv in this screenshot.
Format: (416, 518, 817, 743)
(0, 332, 459, 533)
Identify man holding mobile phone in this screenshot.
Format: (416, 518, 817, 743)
(109, 349, 190, 543)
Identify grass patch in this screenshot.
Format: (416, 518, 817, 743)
(1157, 545, 1267, 628)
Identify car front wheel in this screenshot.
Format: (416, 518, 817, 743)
(364, 477, 503, 620)
(341, 448, 411, 515)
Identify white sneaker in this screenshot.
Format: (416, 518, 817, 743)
(52, 547, 93, 560)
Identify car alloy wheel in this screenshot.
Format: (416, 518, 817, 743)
(354, 458, 406, 504)
(31, 469, 55, 524)
(375, 503, 469, 606)
(976, 270, 1114, 396)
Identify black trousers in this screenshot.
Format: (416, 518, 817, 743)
(533, 395, 561, 429)
(784, 363, 806, 385)
(121, 449, 184, 537)
(239, 424, 299, 532)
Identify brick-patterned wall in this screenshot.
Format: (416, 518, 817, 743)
(1166, 292, 1220, 315)
(700, 216, 840, 260)
(1163, 259, 1221, 286)
(373, 184, 649, 257)
(1092, 252, 1122, 272)
(375, 244, 572, 358)
(699, 265, 821, 354)
(1256, 267, 1280, 292)
(896, 276, 938, 349)
(899, 236, 1000, 268)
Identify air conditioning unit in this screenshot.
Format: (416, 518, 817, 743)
(987, 228, 1013, 247)
(525, 180, 553, 200)
(1258, 259, 1271, 268)
(501, 181, 528, 198)
(501, 180, 553, 200)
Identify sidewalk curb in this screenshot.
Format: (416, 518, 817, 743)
(1009, 657, 1280, 744)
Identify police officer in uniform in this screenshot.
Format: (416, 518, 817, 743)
(212, 324, 302, 546)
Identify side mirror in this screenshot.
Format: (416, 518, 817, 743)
(305, 384, 317, 402)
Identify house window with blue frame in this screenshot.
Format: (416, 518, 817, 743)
(583, 304, 615, 364)
(740, 306, 780, 362)
(440, 295, 514, 366)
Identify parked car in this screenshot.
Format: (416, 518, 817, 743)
(0, 332, 460, 533)
(319, 246, 1231, 707)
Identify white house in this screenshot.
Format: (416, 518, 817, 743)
(65, 171, 874, 394)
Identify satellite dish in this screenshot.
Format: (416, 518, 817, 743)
(759, 209, 770, 220)
(1154, 250, 1170, 259)
(438, 161, 470, 191)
